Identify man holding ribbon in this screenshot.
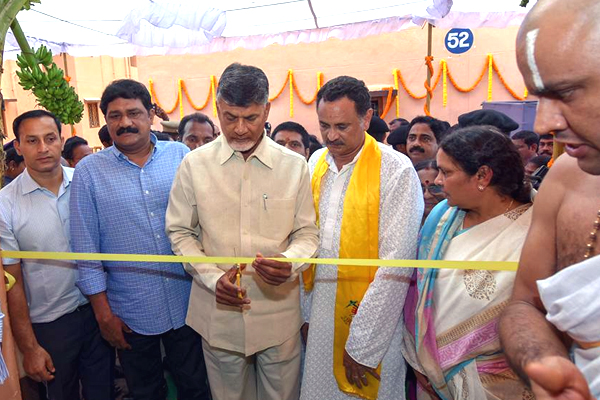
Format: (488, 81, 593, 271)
(300, 76, 423, 400)
(166, 63, 318, 400)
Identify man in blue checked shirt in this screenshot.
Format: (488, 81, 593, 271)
(70, 79, 210, 400)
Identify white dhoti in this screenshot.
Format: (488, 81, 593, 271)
(537, 255, 600, 397)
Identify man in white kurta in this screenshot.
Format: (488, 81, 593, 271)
(300, 76, 423, 400)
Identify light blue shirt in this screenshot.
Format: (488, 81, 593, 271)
(70, 135, 191, 335)
(0, 167, 87, 323)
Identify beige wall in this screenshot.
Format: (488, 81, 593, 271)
(1, 55, 136, 147)
(2, 25, 527, 146)
(138, 25, 527, 140)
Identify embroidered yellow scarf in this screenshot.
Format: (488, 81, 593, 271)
(303, 133, 382, 400)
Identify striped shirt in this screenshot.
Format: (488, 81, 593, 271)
(70, 135, 191, 335)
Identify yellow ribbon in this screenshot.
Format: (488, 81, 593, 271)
(0, 251, 517, 271)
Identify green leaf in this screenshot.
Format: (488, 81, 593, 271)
(21, 0, 42, 11)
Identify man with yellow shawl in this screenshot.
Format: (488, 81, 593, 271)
(300, 76, 423, 400)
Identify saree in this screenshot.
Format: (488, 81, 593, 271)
(403, 200, 533, 399)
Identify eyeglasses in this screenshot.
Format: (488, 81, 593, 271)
(421, 183, 443, 195)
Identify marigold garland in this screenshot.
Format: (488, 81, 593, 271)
(492, 59, 526, 101)
(292, 71, 322, 105)
(211, 75, 217, 117)
(487, 54, 493, 102)
(442, 60, 448, 107)
(148, 56, 528, 119)
(393, 68, 400, 117)
(149, 79, 178, 114)
(446, 59, 488, 93)
(178, 79, 184, 119)
(379, 87, 394, 119)
(181, 79, 212, 111)
(269, 72, 289, 102)
(289, 69, 294, 117)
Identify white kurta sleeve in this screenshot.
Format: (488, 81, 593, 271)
(345, 155, 424, 368)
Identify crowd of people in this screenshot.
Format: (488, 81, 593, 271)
(1, 0, 599, 399)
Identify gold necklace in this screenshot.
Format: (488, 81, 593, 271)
(584, 208, 600, 259)
(503, 199, 515, 214)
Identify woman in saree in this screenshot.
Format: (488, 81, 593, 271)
(403, 126, 534, 399)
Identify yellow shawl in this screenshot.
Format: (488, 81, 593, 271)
(303, 133, 382, 400)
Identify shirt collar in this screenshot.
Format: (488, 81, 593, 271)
(218, 131, 273, 169)
(110, 133, 158, 163)
(20, 166, 72, 196)
(325, 141, 365, 174)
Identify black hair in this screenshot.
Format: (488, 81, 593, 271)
(539, 133, 553, 141)
(316, 76, 371, 117)
(12, 109, 62, 141)
(409, 115, 448, 143)
(390, 118, 409, 126)
(100, 79, 153, 116)
(308, 134, 323, 159)
(512, 130, 539, 147)
(153, 131, 173, 141)
(98, 125, 111, 145)
(440, 125, 531, 204)
(528, 154, 551, 168)
(367, 116, 389, 143)
(414, 159, 438, 172)
(217, 63, 269, 107)
(4, 147, 24, 166)
(178, 112, 215, 141)
(62, 136, 88, 160)
(271, 121, 310, 149)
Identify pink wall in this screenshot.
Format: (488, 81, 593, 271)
(2, 25, 528, 146)
(138, 25, 528, 140)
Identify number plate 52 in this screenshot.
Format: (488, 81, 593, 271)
(445, 28, 474, 54)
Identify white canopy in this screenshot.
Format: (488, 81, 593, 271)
(3, 0, 537, 59)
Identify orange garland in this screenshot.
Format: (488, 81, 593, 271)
(396, 68, 427, 100)
(292, 72, 322, 105)
(395, 62, 442, 101)
(423, 56, 436, 116)
(149, 79, 178, 114)
(181, 79, 212, 111)
(492, 59, 526, 101)
(269, 72, 290, 102)
(148, 57, 527, 118)
(446, 59, 488, 93)
(379, 87, 394, 118)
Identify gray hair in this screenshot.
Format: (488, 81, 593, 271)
(216, 63, 269, 107)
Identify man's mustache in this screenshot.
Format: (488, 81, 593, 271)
(409, 146, 425, 154)
(116, 126, 139, 136)
(325, 139, 345, 146)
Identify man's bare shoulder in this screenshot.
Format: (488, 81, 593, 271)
(543, 154, 590, 189)
(544, 155, 600, 269)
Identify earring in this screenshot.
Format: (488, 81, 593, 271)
(478, 185, 485, 192)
